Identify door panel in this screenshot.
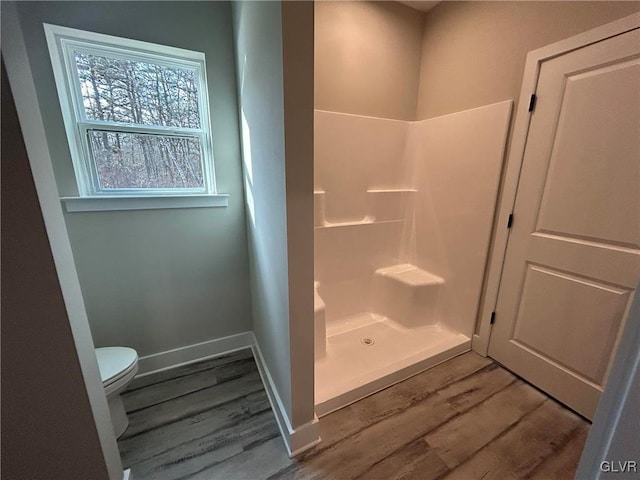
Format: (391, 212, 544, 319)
(489, 28, 640, 420)
(512, 264, 631, 385)
(536, 60, 640, 248)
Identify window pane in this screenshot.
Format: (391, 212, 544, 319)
(75, 51, 201, 129)
(88, 131, 204, 190)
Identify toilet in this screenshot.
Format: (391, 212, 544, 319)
(95, 347, 139, 438)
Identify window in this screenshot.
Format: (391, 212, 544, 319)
(45, 24, 225, 208)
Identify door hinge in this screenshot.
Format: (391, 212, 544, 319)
(528, 94, 537, 112)
(507, 213, 514, 229)
(490, 311, 496, 325)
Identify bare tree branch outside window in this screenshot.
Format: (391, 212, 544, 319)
(74, 52, 205, 190)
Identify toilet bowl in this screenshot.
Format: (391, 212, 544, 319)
(96, 347, 139, 438)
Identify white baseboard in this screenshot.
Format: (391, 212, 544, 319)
(136, 331, 254, 376)
(288, 416, 322, 457)
(134, 330, 321, 457)
(250, 334, 321, 457)
(123, 468, 132, 480)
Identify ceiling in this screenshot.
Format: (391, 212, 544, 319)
(397, 1, 441, 13)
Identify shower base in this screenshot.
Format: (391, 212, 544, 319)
(314, 313, 470, 416)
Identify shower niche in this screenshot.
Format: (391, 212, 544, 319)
(314, 102, 512, 415)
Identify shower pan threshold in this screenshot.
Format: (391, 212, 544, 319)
(315, 314, 470, 416)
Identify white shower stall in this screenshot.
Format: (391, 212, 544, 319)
(314, 101, 512, 414)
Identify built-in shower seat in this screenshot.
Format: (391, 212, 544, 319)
(373, 264, 444, 328)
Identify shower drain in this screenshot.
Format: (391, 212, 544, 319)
(361, 337, 375, 346)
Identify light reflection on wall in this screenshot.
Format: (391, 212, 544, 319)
(241, 109, 255, 226)
(239, 54, 256, 226)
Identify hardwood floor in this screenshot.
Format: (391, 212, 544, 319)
(119, 349, 589, 480)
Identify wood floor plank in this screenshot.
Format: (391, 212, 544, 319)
(272, 392, 457, 480)
(425, 380, 547, 468)
(123, 357, 258, 412)
(354, 437, 449, 480)
(272, 363, 515, 480)
(526, 424, 590, 480)
(122, 370, 264, 439)
(311, 352, 494, 453)
(128, 349, 254, 391)
(185, 436, 294, 480)
(442, 399, 586, 480)
(150, 443, 240, 480)
(434, 363, 516, 413)
(120, 390, 271, 466)
(130, 410, 280, 480)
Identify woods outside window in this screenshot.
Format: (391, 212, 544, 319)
(45, 24, 216, 198)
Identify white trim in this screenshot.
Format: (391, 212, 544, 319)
(43, 23, 217, 197)
(61, 194, 229, 212)
(42, 23, 208, 61)
(250, 338, 291, 453)
(473, 12, 640, 357)
(2, 5, 124, 479)
(136, 331, 254, 376)
(313, 108, 409, 125)
(472, 333, 482, 350)
(288, 417, 322, 458)
(123, 469, 132, 480)
(250, 334, 321, 458)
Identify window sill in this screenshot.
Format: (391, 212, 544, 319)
(60, 194, 229, 212)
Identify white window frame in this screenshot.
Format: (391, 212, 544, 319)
(44, 23, 220, 203)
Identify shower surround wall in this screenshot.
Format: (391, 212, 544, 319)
(314, 101, 512, 414)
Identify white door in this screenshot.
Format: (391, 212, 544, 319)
(488, 28, 640, 420)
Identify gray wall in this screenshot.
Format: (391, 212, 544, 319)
(15, 1, 252, 357)
(231, 1, 316, 428)
(1, 62, 110, 480)
(417, 1, 640, 120)
(315, 1, 423, 121)
(231, 0, 293, 418)
(314, 1, 640, 122)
